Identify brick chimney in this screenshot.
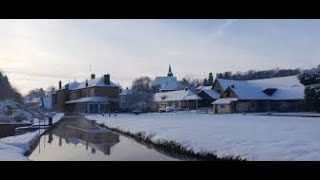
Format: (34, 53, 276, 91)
(91, 73, 95, 80)
(104, 74, 110, 85)
(59, 80, 62, 90)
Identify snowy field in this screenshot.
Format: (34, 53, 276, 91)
(0, 113, 64, 161)
(86, 112, 320, 161)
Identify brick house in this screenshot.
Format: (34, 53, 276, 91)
(52, 73, 120, 113)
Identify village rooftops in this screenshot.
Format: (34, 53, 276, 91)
(154, 89, 202, 102)
(119, 88, 133, 96)
(216, 75, 305, 101)
(60, 76, 119, 91)
(65, 96, 110, 104)
(153, 76, 184, 91)
(212, 98, 239, 105)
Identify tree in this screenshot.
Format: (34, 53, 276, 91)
(203, 78, 209, 86)
(128, 76, 154, 112)
(208, 72, 214, 85)
(25, 88, 46, 101)
(0, 70, 23, 103)
(45, 86, 56, 95)
(180, 74, 201, 89)
(298, 64, 320, 112)
(131, 76, 153, 93)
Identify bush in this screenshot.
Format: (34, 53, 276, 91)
(13, 113, 27, 122)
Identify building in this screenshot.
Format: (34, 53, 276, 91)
(153, 88, 202, 111)
(152, 64, 184, 92)
(196, 85, 220, 107)
(212, 76, 305, 114)
(52, 73, 120, 113)
(119, 87, 133, 112)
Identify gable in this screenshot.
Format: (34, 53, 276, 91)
(221, 87, 238, 98)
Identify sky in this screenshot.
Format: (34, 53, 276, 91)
(0, 19, 320, 95)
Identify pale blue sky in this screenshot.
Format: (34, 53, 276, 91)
(0, 19, 319, 94)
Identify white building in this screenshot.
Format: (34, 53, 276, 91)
(153, 64, 184, 92)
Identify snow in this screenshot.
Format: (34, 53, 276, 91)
(86, 112, 320, 161)
(216, 76, 304, 100)
(201, 89, 221, 99)
(154, 89, 202, 102)
(0, 113, 64, 161)
(212, 98, 239, 104)
(119, 89, 133, 96)
(62, 76, 119, 91)
(65, 96, 110, 104)
(153, 76, 184, 91)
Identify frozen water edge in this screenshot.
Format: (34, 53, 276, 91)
(0, 113, 64, 161)
(86, 112, 320, 161)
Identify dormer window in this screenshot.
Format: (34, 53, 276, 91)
(263, 88, 277, 96)
(161, 95, 167, 100)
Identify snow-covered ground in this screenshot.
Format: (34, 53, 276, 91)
(0, 113, 64, 161)
(86, 113, 320, 161)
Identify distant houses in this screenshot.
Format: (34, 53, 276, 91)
(212, 76, 305, 113)
(50, 64, 306, 114)
(152, 64, 184, 93)
(52, 73, 120, 113)
(154, 88, 201, 111)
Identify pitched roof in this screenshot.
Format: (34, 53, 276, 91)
(153, 76, 184, 91)
(64, 76, 119, 91)
(154, 89, 202, 102)
(65, 96, 110, 104)
(201, 89, 221, 99)
(119, 89, 133, 96)
(212, 98, 239, 104)
(219, 76, 305, 100)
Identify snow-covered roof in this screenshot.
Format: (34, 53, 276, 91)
(154, 90, 202, 102)
(196, 85, 212, 90)
(217, 76, 305, 100)
(212, 98, 239, 105)
(153, 76, 184, 91)
(65, 96, 110, 104)
(63, 76, 119, 91)
(119, 89, 133, 96)
(200, 89, 221, 99)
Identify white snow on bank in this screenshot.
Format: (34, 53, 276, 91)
(86, 113, 320, 161)
(0, 113, 64, 161)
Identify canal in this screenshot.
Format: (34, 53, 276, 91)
(28, 115, 181, 161)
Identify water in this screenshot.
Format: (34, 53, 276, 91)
(28, 115, 181, 161)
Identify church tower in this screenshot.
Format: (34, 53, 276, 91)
(167, 64, 173, 77)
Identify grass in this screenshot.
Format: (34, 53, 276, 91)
(98, 123, 245, 161)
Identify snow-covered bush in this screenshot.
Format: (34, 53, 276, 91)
(298, 65, 320, 112)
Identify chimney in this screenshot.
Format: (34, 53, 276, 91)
(59, 80, 62, 90)
(86, 79, 88, 87)
(104, 74, 110, 85)
(91, 73, 95, 80)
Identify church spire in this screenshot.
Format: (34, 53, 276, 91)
(167, 64, 173, 77)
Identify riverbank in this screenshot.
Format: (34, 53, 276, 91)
(86, 112, 320, 161)
(0, 113, 64, 161)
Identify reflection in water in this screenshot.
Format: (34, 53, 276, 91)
(29, 116, 180, 161)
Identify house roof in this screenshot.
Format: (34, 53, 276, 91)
(119, 89, 133, 96)
(63, 76, 119, 91)
(218, 76, 305, 100)
(65, 96, 110, 104)
(154, 89, 202, 102)
(212, 98, 239, 105)
(153, 76, 184, 91)
(201, 89, 221, 99)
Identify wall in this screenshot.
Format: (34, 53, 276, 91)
(92, 87, 119, 99)
(216, 104, 232, 114)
